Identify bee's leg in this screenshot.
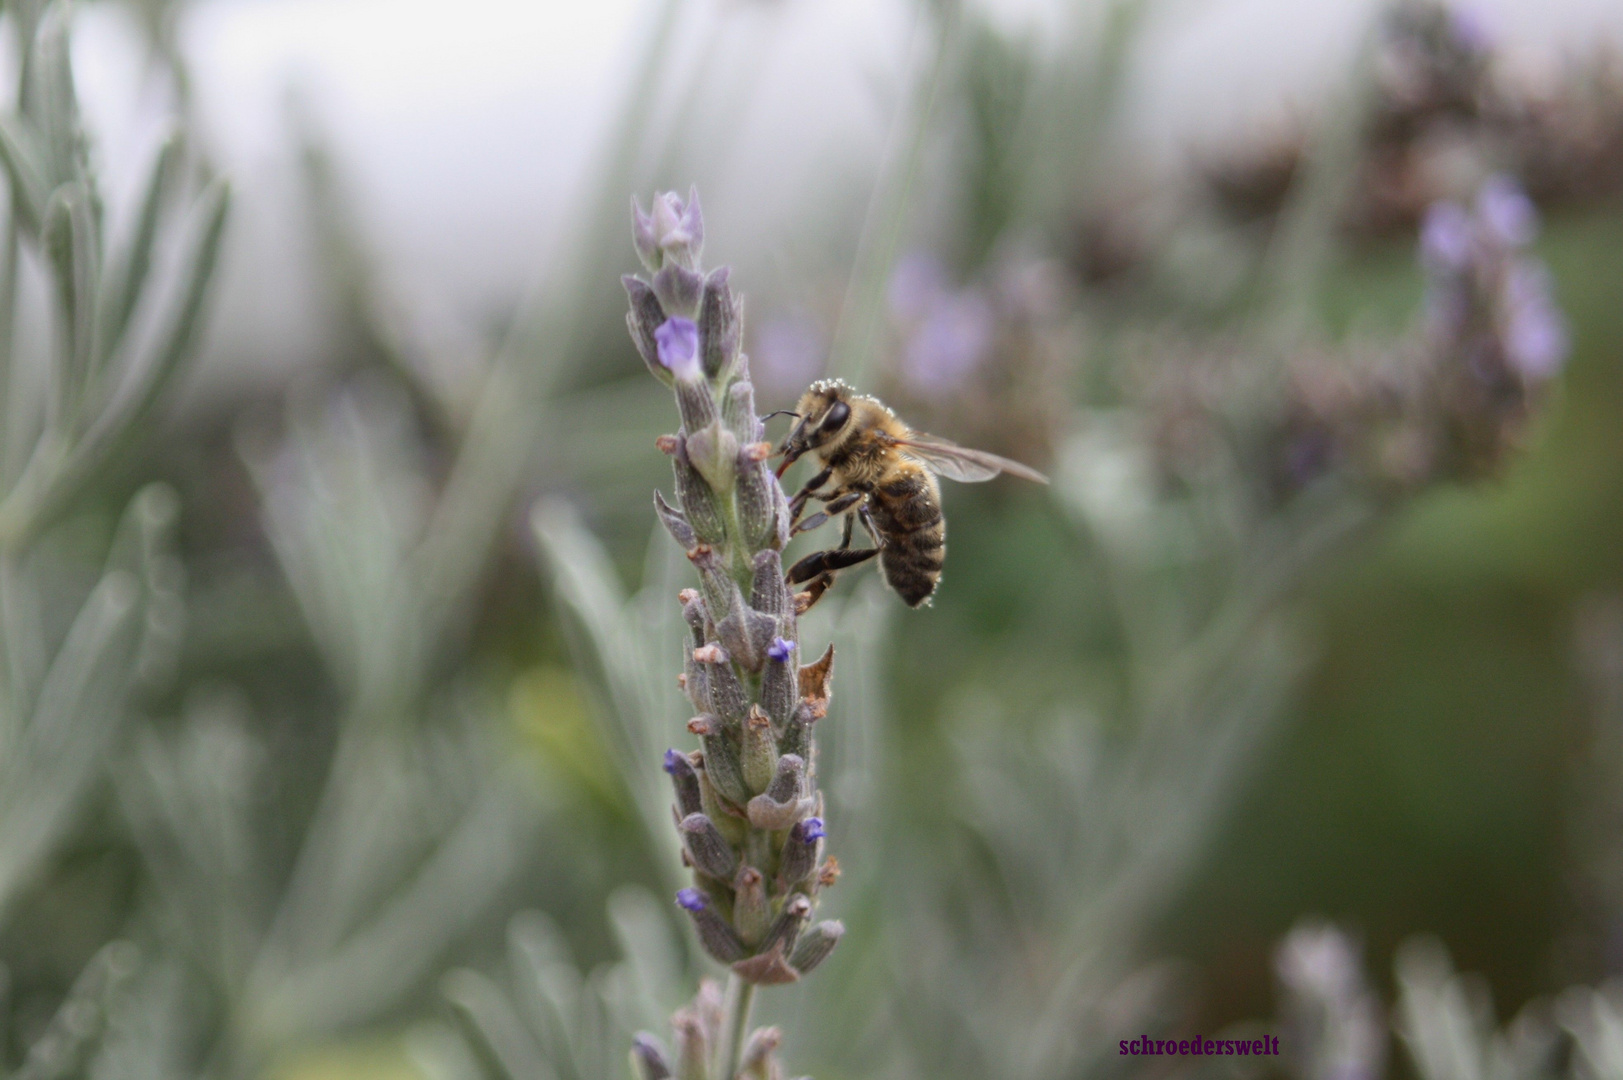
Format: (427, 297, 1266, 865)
(785, 546, 878, 583)
(791, 489, 863, 538)
(794, 572, 835, 613)
(838, 510, 854, 550)
(857, 503, 884, 548)
(788, 467, 834, 523)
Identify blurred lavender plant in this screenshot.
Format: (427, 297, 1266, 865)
(1394, 938, 1562, 1080)
(0, 0, 230, 1072)
(864, 167, 1569, 1080)
(1276, 922, 1387, 1080)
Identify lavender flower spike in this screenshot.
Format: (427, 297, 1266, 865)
(627, 188, 840, 1080)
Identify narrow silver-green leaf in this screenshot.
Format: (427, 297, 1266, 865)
(42, 180, 99, 414)
(0, 113, 51, 233)
(28, 1, 86, 186)
(19, 179, 227, 545)
(96, 131, 181, 371)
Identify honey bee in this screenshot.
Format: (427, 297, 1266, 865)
(773, 379, 1048, 610)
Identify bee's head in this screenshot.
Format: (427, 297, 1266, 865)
(775, 380, 854, 477)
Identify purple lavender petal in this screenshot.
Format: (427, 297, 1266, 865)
(676, 888, 707, 912)
(801, 817, 826, 842)
(1477, 174, 1537, 249)
(655, 317, 701, 380)
(1420, 201, 1473, 272)
(663, 748, 684, 775)
(767, 637, 793, 663)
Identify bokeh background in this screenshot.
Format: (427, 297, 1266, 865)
(2, 0, 1622, 1077)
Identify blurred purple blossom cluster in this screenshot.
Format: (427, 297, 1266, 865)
(1138, 172, 1567, 503)
(879, 249, 1076, 468)
(1198, 1, 1623, 239)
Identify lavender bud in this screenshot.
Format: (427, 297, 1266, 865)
(683, 651, 711, 714)
(733, 866, 770, 946)
(654, 263, 705, 319)
(750, 550, 793, 620)
(760, 895, 812, 957)
(778, 817, 823, 885)
(677, 889, 746, 964)
(688, 546, 740, 633)
(695, 762, 747, 845)
(739, 1026, 783, 1080)
(630, 1033, 674, 1080)
(631, 197, 663, 274)
(778, 700, 819, 762)
(673, 441, 727, 543)
(623, 276, 672, 384)
(649, 186, 703, 270)
(680, 590, 706, 641)
(666, 749, 703, 817)
(723, 374, 762, 444)
(765, 754, 805, 804)
(690, 716, 749, 805)
(760, 637, 797, 730)
(734, 455, 778, 549)
(703, 648, 750, 724)
(672, 1007, 710, 1080)
(653, 490, 696, 550)
(746, 794, 803, 831)
(716, 607, 778, 674)
(789, 920, 843, 975)
(742, 707, 779, 795)
(680, 813, 740, 879)
(699, 266, 741, 382)
(684, 421, 739, 494)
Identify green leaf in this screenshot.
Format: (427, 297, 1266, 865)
(96, 130, 181, 370)
(0, 113, 51, 233)
(28, 1, 87, 187)
(42, 180, 100, 413)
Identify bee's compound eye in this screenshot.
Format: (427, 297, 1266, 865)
(820, 401, 850, 433)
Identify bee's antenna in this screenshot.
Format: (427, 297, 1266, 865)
(761, 410, 801, 422)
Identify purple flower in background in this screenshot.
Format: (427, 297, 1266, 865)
(663, 748, 684, 775)
(1420, 201, 1474, 271)
(1449, 5, 1494, 55)
(767, 637, 793, 663)
(1502, 261, 1569, 379)
(655, 317, 701, 380)
(676, 888, 707, 912)
(755, 314, 825, 391)
(801, 817, 826, 842)
(888, 251, 948, 322)
(904, 289, 995, 396)
(1477, 174, 1538, 248)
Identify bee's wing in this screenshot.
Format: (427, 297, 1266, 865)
(890, 434, 1050, 484)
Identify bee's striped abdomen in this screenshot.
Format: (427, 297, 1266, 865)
(870, 470, 945, 607)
